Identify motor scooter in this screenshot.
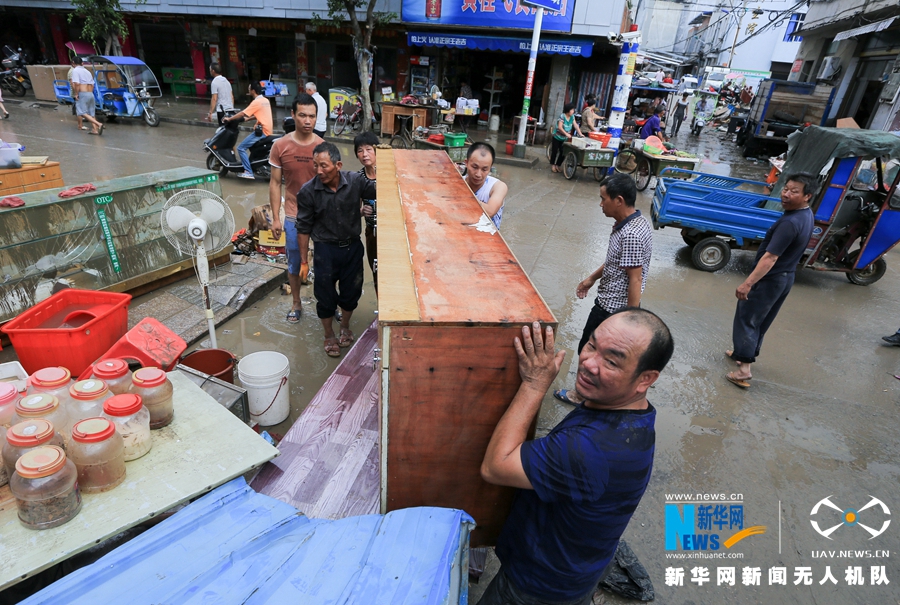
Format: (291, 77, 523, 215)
(203, 115, 281, 180)
(691, 115, 706, 136)
(2, 46, 31, 90)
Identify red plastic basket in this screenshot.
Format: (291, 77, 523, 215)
(1, 289, 132, 375)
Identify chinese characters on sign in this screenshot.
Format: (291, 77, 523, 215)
(665, 566, 890, 587)
(227, 36, 239, 64)
(402, 0, 574, 33)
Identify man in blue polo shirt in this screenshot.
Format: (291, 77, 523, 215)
(639, 106, 666, 141)
(479, 309, 674, 605)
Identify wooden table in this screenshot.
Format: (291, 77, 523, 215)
(380, 103, 432, 137)
(0, 371, 278, 590)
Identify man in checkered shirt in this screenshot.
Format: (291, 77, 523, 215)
(554, 173, 653, 405)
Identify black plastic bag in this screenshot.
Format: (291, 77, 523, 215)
(598, 540, 655, 601)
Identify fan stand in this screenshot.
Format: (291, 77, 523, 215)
(195, 239, 218, 349)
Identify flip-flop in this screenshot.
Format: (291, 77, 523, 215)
(286, 309, 301, 323)
(98, 124, 104, 136)
(553, 388, 582, 405)
(89, 131, 100, 135)
(324, 337, 341, 357)
(339, 328, 355, 348)
(725, 372, 751, 389)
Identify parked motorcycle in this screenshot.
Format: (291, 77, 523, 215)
(2, 46, 31, 91)
(203, 114, 282, 180)
(0, 69, 25, 97)
(691, 115, 706, 136)
(332, 98, 363, 135)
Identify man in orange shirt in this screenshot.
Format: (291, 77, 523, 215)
(269, 92, 324, 322)
(225, 81, 274, 179)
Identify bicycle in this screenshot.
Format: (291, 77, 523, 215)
(333, 99, 363, 136)
(390, 115, 416, 149)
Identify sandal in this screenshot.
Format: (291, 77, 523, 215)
(286, 309, 301, 323)
(324, 337, 341, 357)
(553, 388, 583, 405)
(725, 372, 751, 389)
(339, 328, 355, 348)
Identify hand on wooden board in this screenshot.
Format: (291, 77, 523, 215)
(514, 322, 566, 393)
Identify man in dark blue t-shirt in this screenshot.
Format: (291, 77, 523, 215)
(639, 106, 666, 141)
(725, 172, 815, 389)
(479, 309, 674, 605)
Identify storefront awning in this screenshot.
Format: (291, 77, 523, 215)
(407, 32, 593, 57)
(834, 17, 895, 41)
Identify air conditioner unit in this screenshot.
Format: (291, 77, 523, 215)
(818, 56, 841, 80)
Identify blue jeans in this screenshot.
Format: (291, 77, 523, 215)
(284, 218, 300, 275)
(731, 271, 795, 363)
(237, 131, 264, 174)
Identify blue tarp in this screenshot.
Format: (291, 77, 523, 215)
(86, 55, 148, 66)
(407, 31, 593, 57)
(22, 478, 475, 605)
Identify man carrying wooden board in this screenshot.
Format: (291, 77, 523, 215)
(480, 309, 673, 605)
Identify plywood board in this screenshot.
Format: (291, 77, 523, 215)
(252, 323, 380, 520)
(385, 325, 538, 547)
(376, 150, 420, 323)
(389, 150, 555, 325)
(0, 371, 278, 590)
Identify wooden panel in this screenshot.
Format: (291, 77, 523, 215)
(252, 323, 381, 520)
(386, 325, 536, 547)
(24, 179, 64, 193)
(0, 170, 25, 190)
(0, 371, 278, 590)
(375, 150, 420, 323)
(20, 162, 62, 186)
(390, 150, 555, 325)
(380, 104, 431, 136)
(0, 185, 25, 196)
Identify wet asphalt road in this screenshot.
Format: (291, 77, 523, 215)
(2, 102, 899, 604)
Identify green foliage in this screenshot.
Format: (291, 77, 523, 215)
(68, 0, 146, 52)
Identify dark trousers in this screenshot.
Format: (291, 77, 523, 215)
(670, 112, 685, 135)
(577, 303, 614, 355)
(314, 128, 326, 138)
(365, 224, 377, 293)
(550, 137, 566, 167)
(312, 239, 364, 319)
(731, 271, 795, 363)
(477, 567, 593, 605)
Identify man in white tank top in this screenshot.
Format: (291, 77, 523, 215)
(464, 142, 508, 229)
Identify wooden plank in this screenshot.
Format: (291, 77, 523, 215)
(385, 325, 539, 547)
(20, 156, 49, 166)
(376, 150, 420, 323)
(0, 371, 278, 590)
(252, 323, 381, 520)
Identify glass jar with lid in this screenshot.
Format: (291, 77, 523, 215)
(10, 445, 82, 529)
(0, 382, 18, 426)
(90, 359, 133, 395)
(3, 419, 67, 482)
(29, 367, 75, 407)
(130, 368, 174, 429)
(68, 379, 112, 424)
(69, 417, 126, 493)
(11, 394, 70, 443)
(102, 394, 152, 461)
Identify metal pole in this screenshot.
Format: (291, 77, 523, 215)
(517, 8, 544, 147)
(607, 34, 641, 173)
(728, 0, 746, 68)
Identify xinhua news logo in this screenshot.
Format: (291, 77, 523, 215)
(665, 494, 766, 551)
(810, 496, 891, 540)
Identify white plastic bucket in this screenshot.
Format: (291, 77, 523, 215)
(488, 114, 500, 132)
(237, 351, 290, 426)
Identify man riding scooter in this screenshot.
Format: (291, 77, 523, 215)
(224, 81, 273, 179)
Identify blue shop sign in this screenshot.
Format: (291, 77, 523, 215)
(407, 32, 593, 57)
(402, 0, 575, 33)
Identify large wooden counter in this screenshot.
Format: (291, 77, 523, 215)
(377, 149, 556, 546)
(0, 162, 63, 196)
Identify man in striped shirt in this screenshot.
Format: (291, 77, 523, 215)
(555, 174, 653, 405)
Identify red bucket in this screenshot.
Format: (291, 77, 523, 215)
(505, 139, 516, 155)
(179, 348, 237, 384)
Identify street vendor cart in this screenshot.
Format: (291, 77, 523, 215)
(615, 145, 701, 191)
(558, 140, 615, 181)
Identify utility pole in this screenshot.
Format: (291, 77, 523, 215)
(727, 0, 747, 68)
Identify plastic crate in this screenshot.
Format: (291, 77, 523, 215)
(443, 132, 467, 147)
(1, 289, 132, 375)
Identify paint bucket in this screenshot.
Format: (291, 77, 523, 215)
(237, 351, 290, 426)
(179, 348, 236, 384)
(505, 140, 516, 155)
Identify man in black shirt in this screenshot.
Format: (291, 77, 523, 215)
(296, 142, 376, 358)
(726, 172, 815, 388)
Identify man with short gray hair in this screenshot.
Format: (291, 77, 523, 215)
(305, 82, 328, 137)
